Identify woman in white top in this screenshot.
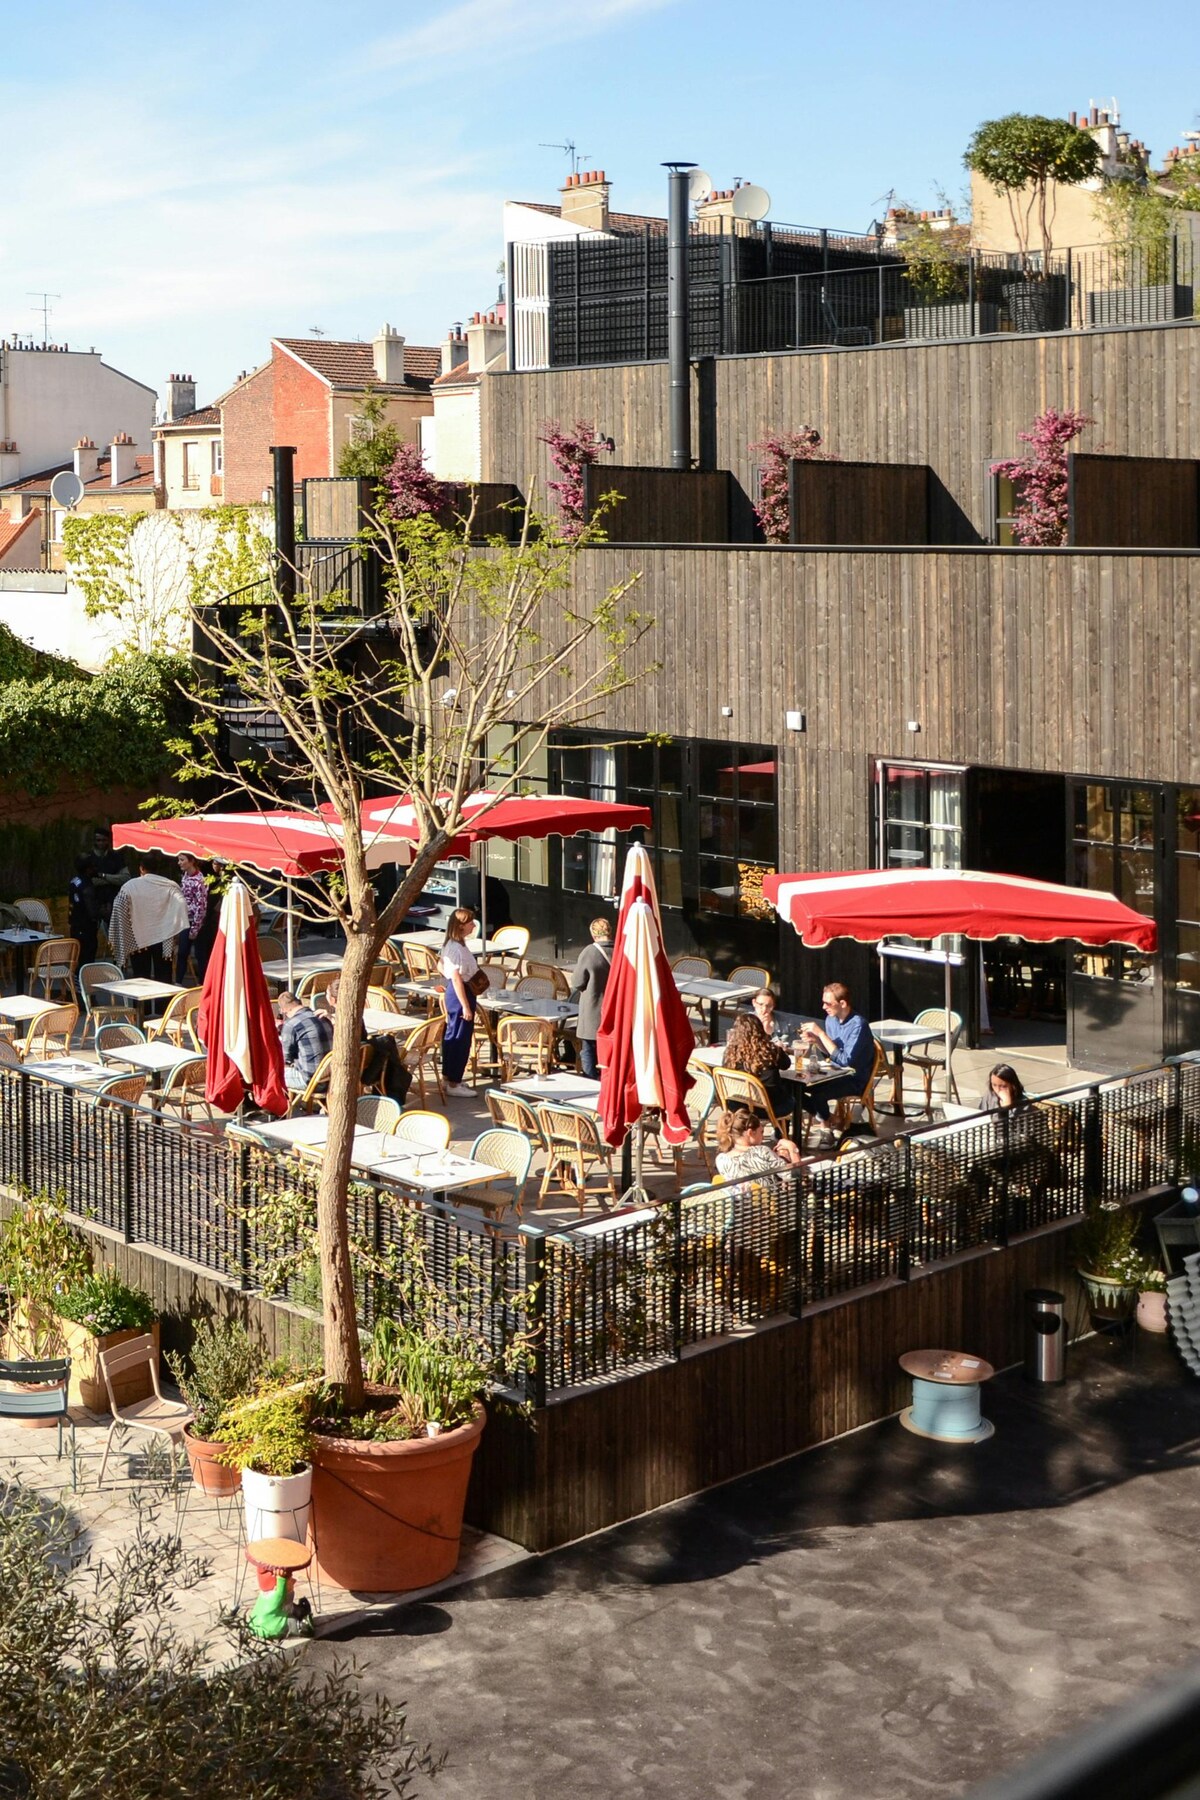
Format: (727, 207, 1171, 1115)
(714, 1108, 803, 1179)
(439, 907, 479, 1092)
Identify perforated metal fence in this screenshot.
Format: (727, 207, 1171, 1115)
(0, 1059, 1194, 1397)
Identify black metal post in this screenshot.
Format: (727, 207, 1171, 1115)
(18, 1071, 29, 1191)
(121, 1103, 135, 1244)
(997, 1108, 1011, 1246)
(236, 1142, 252, 1292)
(522, 1226, 548, 1409)
(877, 261, 885, 344)
(1171, 1060, 1184, 1186)
(669, 1189, 683, 1357)
(270, 445, 297, 606)
(664, 161, 695, 471)
(820, 227, 829, 274)
(790, 1172, 807, 1316)
(898, 1138, 913, 1281)
(793, 274, 802, 348)
(968, 253, 977, 335)
(620, 1128, 633, 1193)
(1064, 247, 1074, 330)
(1084, 1083, 1104, 1204)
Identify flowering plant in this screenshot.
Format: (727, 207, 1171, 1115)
(749, 428, 829, 543)
(991, 408, 1093, 547)
(538, 419, 609, 537)
(57, 1270, 155, 1338)
(384, 442, 451, 520)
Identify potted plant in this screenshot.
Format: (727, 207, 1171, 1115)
(0, 1197, 90, 1363)
(308, 1320, 491, 1593)
(1134, 1260, 1168, 1334)
(217, 1380, 317, 1546)
(1072, 1204, 1142, 1328)
(166, 1318, 264, 1496)
(899, 218, 997, 340)
(964, 113, 1102, 330)
(55, 1271, 158, 1412)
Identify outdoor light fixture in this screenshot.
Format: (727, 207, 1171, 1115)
(785, 710, 806, 732)
(907, 720, 921, 733)
(595, 432, 615, 453)
(720, 705, 733, 718)
(441, 688, 458, 706)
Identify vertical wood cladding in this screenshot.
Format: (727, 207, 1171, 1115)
(583, 464, 733, 541)
(789, 460, 930, 544)
(1069, 453, 1200, 547)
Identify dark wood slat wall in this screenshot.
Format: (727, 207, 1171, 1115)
(583, 464, 732, 542)
(1069, 453, 1200, 547)
(789, 461, 930, 545)
(482, 322, 1200, 544)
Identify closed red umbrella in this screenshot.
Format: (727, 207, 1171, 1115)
(198, 879, 288, 1117)
(597, 845, 695, 1172)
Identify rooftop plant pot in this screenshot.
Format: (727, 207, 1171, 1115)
(242, 1463, 312, 1547)
(902, 301, 1000, 341)
(311, 1404, 486, 1593)
(1136, 1289, 1168, 1333)
(1086, 284, 1193, 327)
(183, 1425, 242, 1496)
(1078, 1269, 1138, 1332)
(57, 1318, 160, 1414)
(1002, 275, 1067, 333)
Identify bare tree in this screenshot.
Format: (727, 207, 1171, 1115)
(177, 501, 651, 1406)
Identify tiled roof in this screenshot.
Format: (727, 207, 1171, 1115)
(0, 512, 42, 564)
(82, 453, 156, 492)
(433, 363, 480, 387)
(512, 201, 667, 236)
(155, 406, 220, 432)
(275, 338, 439, 391)
(0, 463, 70, 495)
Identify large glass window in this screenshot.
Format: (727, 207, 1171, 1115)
(696, 744, 777, 919)
(1177, 791, 1200, 992)
(878, 763, 964, 869)
(625, 738, 684, 909)
(559, 741, 618, 897)
(482, 725, 549, 886)
(1071, 783, 1156, 984)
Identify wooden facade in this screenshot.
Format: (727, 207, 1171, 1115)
(482, 320, 1200, 545)
(1069, 452, 1200, 548)
(789, 459, 930, 545)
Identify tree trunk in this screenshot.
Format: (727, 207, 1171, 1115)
(317, 928, 376, 1410)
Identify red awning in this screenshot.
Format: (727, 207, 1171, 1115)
(762, 867, 1158, 952)
(358, 791, 652, 861)
(113, 812, 415, 877)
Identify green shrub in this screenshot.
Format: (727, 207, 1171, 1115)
(216, 1382, 316, 1476)
(166, 1318, 264, 1439)
(57, 1270, 156, 1337)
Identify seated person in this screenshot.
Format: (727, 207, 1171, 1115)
(980, 1063, 1029, 1111)
(722, 1013, 791, 1113)
(318, 975, 412, 1107)
(799, 982, 876, 1144)
(277, 991, 334, 1094)
(750, 987, 780, 1039)
(715, 1108, 803, 1179)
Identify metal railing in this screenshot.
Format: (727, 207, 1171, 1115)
(1, 1057, 1196, 1401)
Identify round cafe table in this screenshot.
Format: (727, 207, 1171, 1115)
(898, 1348, 995, 1444)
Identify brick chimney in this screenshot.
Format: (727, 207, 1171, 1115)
(465, 309, 506, 373)
(440, 323, 468, 376)
(109, 432, 138, 486)
(560, 168, 610, 232)
(372, 324, 406, 384)
(163, 372, 197, 422)
(73, 437, 101, 483)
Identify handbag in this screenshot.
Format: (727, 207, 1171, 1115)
(467, 968, 490, 997)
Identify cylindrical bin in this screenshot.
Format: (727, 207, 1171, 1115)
(1024, 1288, 1066, 1384)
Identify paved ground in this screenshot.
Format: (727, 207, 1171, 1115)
(305, 1332, 1200, 1800)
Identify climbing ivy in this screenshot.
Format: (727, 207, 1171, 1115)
(0, 649, 190, 796)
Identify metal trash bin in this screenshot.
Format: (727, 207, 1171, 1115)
(1025, 1288, 1066, 1384)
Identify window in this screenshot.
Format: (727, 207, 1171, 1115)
(1176, 791, 1200, 992)
(695, 744, 777, 918)
(558, 740, 618, 898)
(626, 738, 684, 910)
(1071, 783, 1156, 984)
(211, 439, 223, 476)
(482, 726, 548, 887)
(347, 414, 375, 446)
(877, 762, 964, 869)
(181, 442, 199, 490)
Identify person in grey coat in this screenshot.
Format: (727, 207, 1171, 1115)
(569, 917, 614, 1078)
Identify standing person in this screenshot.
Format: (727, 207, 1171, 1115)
(175, 853, 214, 985)
(107, 858, 190, 989)
(276, 990, 334, 1095)
(67, 855, 100, 966)
(439, 907, 479, 1093)
(569, 917, 614, 1078)
(90, 826, 130, 934)
(799, 981, 877, 1147)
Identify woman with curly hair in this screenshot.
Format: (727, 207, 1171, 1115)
(721, 1011, 791, 1112)
(715, 1108, 803, 1178)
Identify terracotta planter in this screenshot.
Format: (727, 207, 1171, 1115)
(183, 1427, 242, 1496)
(311, 1405, 485, 1593)
(1136, 1290, 1168, 1334)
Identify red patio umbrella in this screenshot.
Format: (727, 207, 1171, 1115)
(596, 846, 695, 1191)
(197, 878, 288, 1117)
(762, 866, 1158, 1081)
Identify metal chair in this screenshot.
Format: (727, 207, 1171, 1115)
(0, 1356, 75, 1488)
(15, 1004, 79, 1061)
(392, 1109, 452, 1152)
(460, 1129, 533, 1220)
(902, 1008, 964, 1112)
(536, 1104, 618, 1211)
(713, 1065, 794, 1142)
(356, 1094, 403, 1133)
(398, 1017, 446, 1107)
(79, 961, 137, 1041)
(96, 1022, 146, 1065)
(497, 1015, 555, 1081)
(27, 936, 80, 1002)
(96, 1333, 193, 1488)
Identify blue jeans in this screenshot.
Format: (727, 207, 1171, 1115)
(801, 1072, 862, 1122)
(579, 1039, 599, 1078)
(442, 990, 474, 1084)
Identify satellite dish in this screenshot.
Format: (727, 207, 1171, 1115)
(731, 183, 771, 222)
(688, 168, 714, 204)
(50, 470, 84, 510)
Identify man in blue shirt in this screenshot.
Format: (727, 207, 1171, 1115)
(277, 991, 334, 1094)
(799, 982, 877, 1145)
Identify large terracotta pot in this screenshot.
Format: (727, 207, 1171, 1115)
(311, 1405, 486, 1593)
(183, 1426, 242, 1496)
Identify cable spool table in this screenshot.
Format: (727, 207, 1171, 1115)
(898, 1349, 995, 1444)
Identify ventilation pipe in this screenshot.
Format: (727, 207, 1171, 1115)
(664, 161, 695, 472)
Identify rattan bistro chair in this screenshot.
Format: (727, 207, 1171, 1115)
(15, 1004, 79, 1061)
(485, 1088, 544, 1143)
(830, 1039, 889, 1137)
(146, 987, 204, 1048)
(355, 1094, 403, 1134)
(489, 924, 530, 971)
(720, 965, 772, 1016)
(459, 1129, 533, 1221)
(902, 1008, 964, 1112)
(511, 975, 555, 1001)
(392, 1109, 452, 1152)
(96, 1333, 192, 1489)
(497, 1015, 555, 1081)
(713, 1066, 794, 1143)
(155, 1055, 213, 1123)
(27, 936, 80, 1003)
(13, 897, 52, 931)
(89, 1072, 149, 1110)
(524, 959, 572, 1000)
(96, 1022, 146, 1065)
(398, 1017, 446, 1107)
(536, 1103, 619, 1212)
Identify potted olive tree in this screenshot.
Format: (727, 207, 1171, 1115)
(964, 113, 1101, 330)
(166, 1318, 264, 1497)
(1072, 1204, 1142, 1330)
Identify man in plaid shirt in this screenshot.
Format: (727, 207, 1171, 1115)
(277, 992, 334, 1093)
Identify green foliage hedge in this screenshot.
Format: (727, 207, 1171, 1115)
(0, 640, 189, 796)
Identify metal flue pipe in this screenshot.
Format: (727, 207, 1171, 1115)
(664, 162, 695, 471)
(270, 444, 297, 606)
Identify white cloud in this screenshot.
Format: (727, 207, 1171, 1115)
(360, 0, 676, 75)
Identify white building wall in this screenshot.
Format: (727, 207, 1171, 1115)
(158, 428, 222, 510)
(430, 390, 482, 481)
(0, 572, 102, 669)
(0, 346, 156, 479)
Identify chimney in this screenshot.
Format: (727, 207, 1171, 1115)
(559, 168, 610, 232)
(372, 324, 406, 384)
(440, 322, 468, 375)
(73, 437, 101, 483)
(465, 309, 506, 373)
(109, 432, 138, 486)
(163, 372, 197, 422)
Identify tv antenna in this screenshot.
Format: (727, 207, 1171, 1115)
(541, 138, 588, 175)
(309, 325, 327, 337)
(28, 291, 60, 342)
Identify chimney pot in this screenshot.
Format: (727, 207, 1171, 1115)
(1069, 111, 1077, 126)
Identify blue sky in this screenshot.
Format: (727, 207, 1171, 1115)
(1, 0, 1196, 407)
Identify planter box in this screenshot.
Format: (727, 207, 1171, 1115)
(1002, 276, 1068, 333)
(902, 301, 1000, 341)
(59, 1319, 160, 1413)
(1086, 284, 1193, 326)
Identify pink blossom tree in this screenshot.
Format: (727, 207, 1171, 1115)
(539, 419, 609, 537)
(384, 441, 451, 519)
(750, 428, 829, 543)
(991, 408, 1094, 547)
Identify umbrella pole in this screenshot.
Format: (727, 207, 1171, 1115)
(943, 950, 953, 1108)
(286, 878, 294, 991)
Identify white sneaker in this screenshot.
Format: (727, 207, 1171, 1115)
(446, 1082, 471, 1094)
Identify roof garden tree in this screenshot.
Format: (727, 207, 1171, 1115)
(173, 499, 651, 1408)
(337, 389, 403, 486)
(964, 113, 1102, 276)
